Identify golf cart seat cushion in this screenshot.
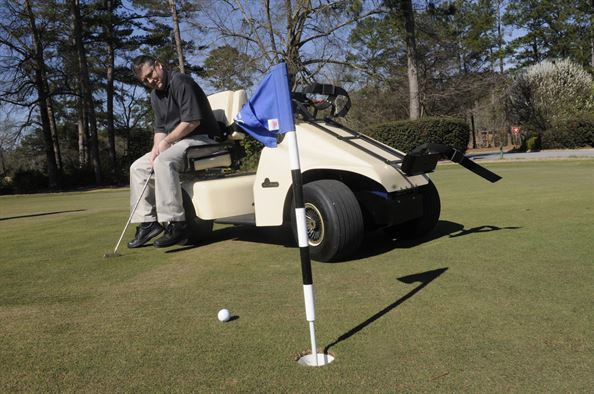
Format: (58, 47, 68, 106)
(208, 90, 248, 141)
(185, 144, 232, 172)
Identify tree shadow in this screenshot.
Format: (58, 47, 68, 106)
(448, 225, 521, 238)
(324, 267, 448, 354)
(0, 209, 87, 221)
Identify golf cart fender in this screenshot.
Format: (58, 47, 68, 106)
(253, 121, 429, 226)
(181, 174, 256, 220)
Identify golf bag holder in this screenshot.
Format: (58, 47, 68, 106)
(292, 83, 351, 120)
(402, 143, 502, 183)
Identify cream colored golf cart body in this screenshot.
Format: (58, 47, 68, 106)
(180, 89, 440, 262)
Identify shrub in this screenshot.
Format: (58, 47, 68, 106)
(507, 59, 593, 133)
(239, 137, 262, 171)
(525, 135, 541, 152)
(365, 116, 470, 153)
(544, 114, 594, 149)
(128, 128, 154, 164)
(59, 167, 97, 189)
(12, 169, 48, 194)
(0, 176, 14, 195)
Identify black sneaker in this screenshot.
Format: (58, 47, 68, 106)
(127, 221, 163, 248)
(154, 221, 188, 248)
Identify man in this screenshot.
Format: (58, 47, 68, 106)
(128, 55, 220, 248)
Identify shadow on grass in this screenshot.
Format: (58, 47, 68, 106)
(167, 220, 521, 258)
(348, 220, 464, 261)
(167, 225, 294, 253)
(168, 222, 461, 254)
(0, 209, 86, 221)
(324, 267, 448, 354)
(350, 221, 522, 262)
(448, 225, 522, 238)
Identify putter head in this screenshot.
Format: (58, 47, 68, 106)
(103, 251, 122, 258)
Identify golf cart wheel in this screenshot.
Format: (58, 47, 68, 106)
(182, 189, 214, 244)
(389, 180, 440, 239)
(292, 180, 364, 262)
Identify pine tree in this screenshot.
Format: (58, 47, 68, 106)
(503, 0, 592, 68)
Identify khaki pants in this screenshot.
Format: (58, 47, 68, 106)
(129, 134, 217, 223)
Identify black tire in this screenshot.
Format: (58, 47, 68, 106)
(292, 180, 364, 262)
(391, 180, 441, 239)
(182, 189, 214, 244)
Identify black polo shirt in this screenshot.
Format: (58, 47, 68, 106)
(151, 70, 220, 138)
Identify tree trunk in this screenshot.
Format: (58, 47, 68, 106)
(0, 146, 6, 176)
(591, 35, 593, 68)
(470, 111, 477, 149)
(46, 96, 62, 171)
(284, 0, 307, 86)
(399, 0, 420, 120)
(497, 0, 505, 73)
(70, 0, 102, 185)
(77, 94, 87, 168)
(24, 0, 59, 188)
(168, 0, 185, 73)
(105, 0, 117, 179)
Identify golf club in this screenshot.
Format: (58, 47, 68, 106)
(104, 169, 154, 258)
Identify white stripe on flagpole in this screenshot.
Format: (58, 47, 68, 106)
(286, 132, 301, 170)
(303, 284, 316, 321)
(309, 321, 318, 366)
(295, 208, 309, 248)
(304, 284, 318, 366)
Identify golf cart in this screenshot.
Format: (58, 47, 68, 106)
(180, 85, 500, 262)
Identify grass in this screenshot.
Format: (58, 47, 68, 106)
(0, 159, 592, 392)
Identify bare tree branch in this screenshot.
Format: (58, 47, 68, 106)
(299, 8, 384, 48)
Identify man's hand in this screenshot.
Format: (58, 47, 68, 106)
(157, 138, 172, 154)
(149, 140, 172, 166)
(149, 145, 159, 167)
(150, 132, 169, 167)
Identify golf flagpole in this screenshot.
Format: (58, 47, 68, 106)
(286, 129, 319, 365)
(234, 63, 328, 366)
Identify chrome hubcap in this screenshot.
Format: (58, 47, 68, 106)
(304, 203, 324, 246)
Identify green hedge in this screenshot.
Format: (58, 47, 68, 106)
(544, 114, 594, 149)
(366, 116, 470, 153)
(12, 169, 48, 194)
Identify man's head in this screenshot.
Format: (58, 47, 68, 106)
(131, 55, 166, 91)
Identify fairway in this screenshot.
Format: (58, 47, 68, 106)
(1, 160, 592, 392)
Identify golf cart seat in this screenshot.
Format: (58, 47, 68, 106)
(208, 89, 248, 140)
(185, 90, 248, 172)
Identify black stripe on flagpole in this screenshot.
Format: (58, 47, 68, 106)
(299, 246, 313, 285)
(291, 169, 304, 207)
(290, 166, 313, 285)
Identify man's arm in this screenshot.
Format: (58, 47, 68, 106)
(156, 120, 200, 154)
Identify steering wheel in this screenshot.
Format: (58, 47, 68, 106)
(292, 83, 351, 119)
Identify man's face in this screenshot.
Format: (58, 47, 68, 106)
(138, 62, 165, 91)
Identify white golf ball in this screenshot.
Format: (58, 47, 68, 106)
(217, 308, 231, 322)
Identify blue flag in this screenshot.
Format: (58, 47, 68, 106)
(234, 63, 295, 147)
